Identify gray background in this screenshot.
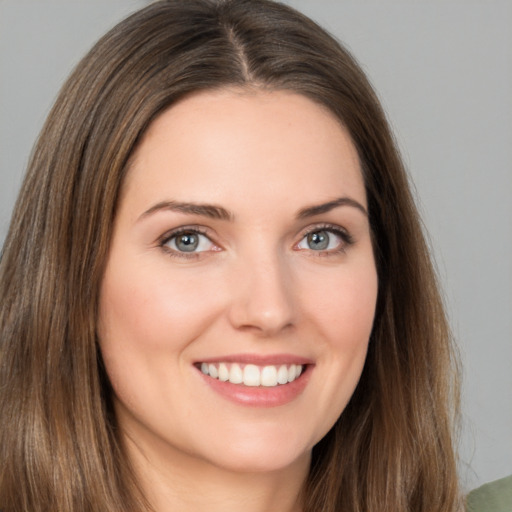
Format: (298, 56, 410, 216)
(1, 0, 510, 492)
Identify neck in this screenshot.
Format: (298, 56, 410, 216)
(124, 431, 310, 512)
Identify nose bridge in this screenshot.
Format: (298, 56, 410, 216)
(228, 242, 295, 335)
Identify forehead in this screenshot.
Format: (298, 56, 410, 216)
(122, 88, 365, 217)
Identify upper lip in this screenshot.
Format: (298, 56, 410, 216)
(195, 353, 314, 366)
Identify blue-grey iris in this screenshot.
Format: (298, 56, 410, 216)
(176, 233, 199, 252)
(307, 231, 329, 250)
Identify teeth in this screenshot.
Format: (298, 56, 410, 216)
(243, 364, 260, 386)
(230, 363, 243, 384)
(277, 365, 289, 385)
(218, 363, 229, 382)
(261, 365, 277, 387)
(288, 364, 303, 382)
(199, 362, 304, 387)
(287, 365, 296, 383)
(208, 364, 218, 379)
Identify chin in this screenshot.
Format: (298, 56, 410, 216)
(211, 449, 311, 476)
(195, 427, 315, 475)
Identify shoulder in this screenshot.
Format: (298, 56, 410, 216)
(467, 475, 512, 512)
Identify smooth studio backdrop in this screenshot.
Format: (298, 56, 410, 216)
(1, 0, 511, 492)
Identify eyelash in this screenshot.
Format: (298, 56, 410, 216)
(159, 226, 215, 260)
(158, 223, 354, 259)
(296, 223, 354, 255)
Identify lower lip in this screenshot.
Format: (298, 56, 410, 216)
(197, 365, 313, 407)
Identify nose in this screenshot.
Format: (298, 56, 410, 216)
(227, 251, 296, 337)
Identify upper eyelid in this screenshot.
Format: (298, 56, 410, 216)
(295, 223, 355, 252)
(158, 227, 219, 258)
(297, 222, 351, 238)
(156, 222, 353, 251)
(158, 225, 214, 245)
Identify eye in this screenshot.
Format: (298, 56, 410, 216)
(296, 226, 352, 253)
(161, 229, 216, 254)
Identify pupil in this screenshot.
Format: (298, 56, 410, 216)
(308, 231, 329, 250)
(176, 233, 198, 252)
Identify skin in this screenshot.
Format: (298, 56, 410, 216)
(98, 89, 378, 512)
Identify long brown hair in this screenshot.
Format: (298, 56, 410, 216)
(0, 1, 461, 510)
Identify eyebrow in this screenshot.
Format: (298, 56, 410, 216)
(139, 201, 233, 221)
(138, 196, 367, 223)
(297, 197, 368, 218)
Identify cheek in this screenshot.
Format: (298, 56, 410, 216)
(301, 259, 378, 347)
(97, 260, 223, 355)
(96, 261, 223, 422)
(328, 276, 376, 374)
(299, 259, 377, 428)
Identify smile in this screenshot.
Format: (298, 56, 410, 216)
(199, 362, 304, 387)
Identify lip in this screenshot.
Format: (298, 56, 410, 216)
(194, 354, 314, 408)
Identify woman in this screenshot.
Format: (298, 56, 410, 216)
(0, 1, 462, 511)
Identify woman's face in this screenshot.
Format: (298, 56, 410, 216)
(98, 89, 378, 475)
